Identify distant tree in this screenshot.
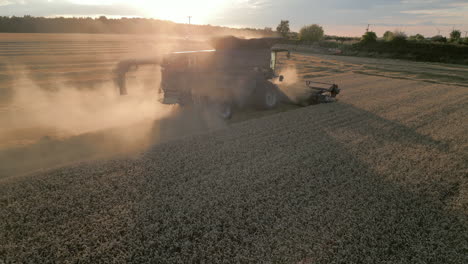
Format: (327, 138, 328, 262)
(330, 36, 355, 43)
(289, 32, 299, 40)
(391, 30, 407, 44)
(361, 31, 377, 44)
(383, 31, 394, 41)
(299, 24, 324, 42)
(276, 20, 290, 38)
(98, 16, 108, 21)
(409, 34, 425, 42)
(431, 35, 447, 43)
(449, 29, 461, 42)
(264, 27, 273, 32)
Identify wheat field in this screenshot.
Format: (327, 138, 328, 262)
(0, 34, 467, 263)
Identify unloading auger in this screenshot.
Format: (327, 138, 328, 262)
(114, 58, 161, 95)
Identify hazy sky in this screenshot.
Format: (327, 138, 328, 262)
(1, 0, 467, 36)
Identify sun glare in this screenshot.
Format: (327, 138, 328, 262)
(134, 0, 227, 24)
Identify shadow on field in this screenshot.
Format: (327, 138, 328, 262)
(333, 103, 451, 152)
(0, 103, 298, 179)
(123, 103, 467, 262)
(1, 102, 466, 263)
(0, 106, 225, 179)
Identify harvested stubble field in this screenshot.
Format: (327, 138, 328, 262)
(1, 34, 468, 263)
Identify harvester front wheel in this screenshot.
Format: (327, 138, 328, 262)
(256, 82, 278, 109)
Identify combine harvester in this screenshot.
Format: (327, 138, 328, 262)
(114, 36, 340, 119)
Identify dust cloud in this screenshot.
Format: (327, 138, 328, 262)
(0, 65, 226, 178)
(0, 66, 170, 147)
(275, 66, 309, 104)
(0, 35, 281, 178)
(278, 66, 299, 85)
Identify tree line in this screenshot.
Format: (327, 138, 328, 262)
(275, 19, 468, 46)
(0, 16, 276, 37)
(273, 19, 468, 64)
(362, 29, 468, 45)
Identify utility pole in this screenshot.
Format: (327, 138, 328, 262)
(366, 24, 372, 32)
(186, 16, 192, 41)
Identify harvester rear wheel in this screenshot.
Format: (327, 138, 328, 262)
(217, 102, 233, 120)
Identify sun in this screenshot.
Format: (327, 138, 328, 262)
(134, 0, 227, 24)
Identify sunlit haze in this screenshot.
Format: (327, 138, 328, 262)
(137, 0, 227, 24)
(67, 0, 228, 24)
(1, 0, 467, 36)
